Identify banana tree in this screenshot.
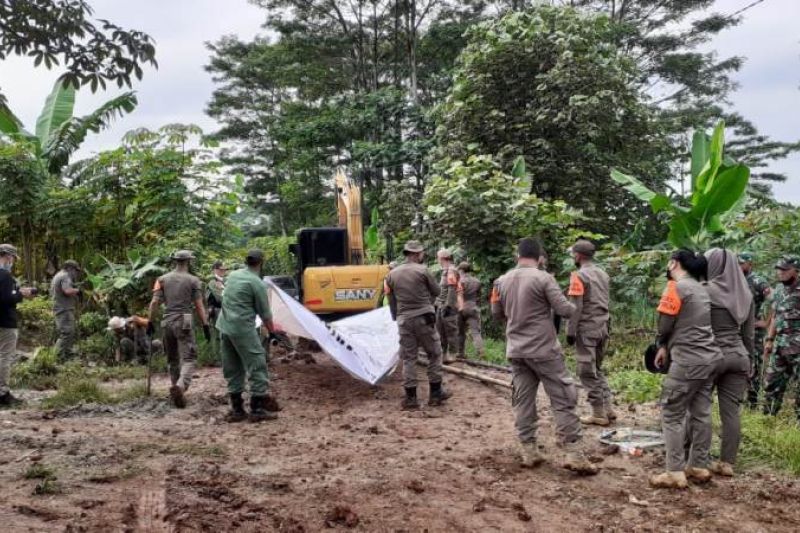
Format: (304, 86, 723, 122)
(0, 79, 137, 174)
(611, 121, 750, 249)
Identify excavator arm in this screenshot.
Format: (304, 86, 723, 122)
(335, 169, 364, 265)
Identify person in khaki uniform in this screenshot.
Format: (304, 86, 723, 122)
(434, 248, 460, 363)
(566, 240, 614, 426)
(650, 250, 722, 489)
(148, 250, 211, 408)
(385, 241, 451, 410)
(51, 260, 82, 360)
(491, 238, 597, 475)
(456, 262, 484, 359)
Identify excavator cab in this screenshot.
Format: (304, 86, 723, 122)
(289, 171, 389, 315)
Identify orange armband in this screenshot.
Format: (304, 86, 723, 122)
(657, 280, 682, 316)
(567, 272, 585, 297)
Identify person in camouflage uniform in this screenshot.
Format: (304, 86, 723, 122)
(738, 252, 771, 409)
(763, 256, 800, 420)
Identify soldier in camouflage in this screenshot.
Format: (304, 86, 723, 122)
(763, 256, 800, 420)
(738, 252, 771, 409)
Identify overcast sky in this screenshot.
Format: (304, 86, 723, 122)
(1, 0, 798, 200)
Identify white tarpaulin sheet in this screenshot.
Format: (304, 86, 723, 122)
(261, 279, 399, 385)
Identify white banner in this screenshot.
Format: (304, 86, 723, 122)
(262, 279, 399, 385)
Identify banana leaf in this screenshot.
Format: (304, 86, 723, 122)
(36, 80, 76, 150)
(610, 169, 672, 213)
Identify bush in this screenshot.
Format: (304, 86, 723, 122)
(42, 378, 110, 409)
(11, 347, 60, 389)
(16, 297, 54, 347)
(78, 311, 108, 338)
(736, 410, 800, 475)
(608, 370, 662, 403)
(75, 333, 114, 364)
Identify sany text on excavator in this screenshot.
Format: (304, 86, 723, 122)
(288, 170, 389, 315)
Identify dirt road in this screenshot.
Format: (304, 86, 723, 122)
(1, 355, 799, 532)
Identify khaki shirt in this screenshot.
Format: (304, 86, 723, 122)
(657, 277, 722, 369)
(385, 262, 440, 324)
(491, 265, 575, 360)
(434, 265, 459, 310)
(458, 273, 482, 312)
(51, 269, 77, 314)
(567, 262, 610, 337)
(710, 303, 754, 359)
(153, 270, 202, 320)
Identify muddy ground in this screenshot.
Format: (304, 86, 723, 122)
(1, 354, 799, 532)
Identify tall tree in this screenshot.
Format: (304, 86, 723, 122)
(435, 6, 672, 235)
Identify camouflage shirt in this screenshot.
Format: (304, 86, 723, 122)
(771, 282, 800, 356)
(745, 272, 771, 322)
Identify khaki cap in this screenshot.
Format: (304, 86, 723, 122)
(403, 241, 424, 254)
(436, 248, 453, 259)
(171, 250, 195, 261)
(572, 239, 596, 256)
(107, 316, 127, 331)
(457, 261, 471, 272)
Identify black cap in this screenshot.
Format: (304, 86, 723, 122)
(246, 249, 264, 262)
(644, 343, 669, 374)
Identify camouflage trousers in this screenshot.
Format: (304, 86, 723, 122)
(747, 327, 766, 408)
(54, 311, 76, 360)
(398, 313, 443, 389)
(763, 348, 800, 420)
(456, 308, 484, 357)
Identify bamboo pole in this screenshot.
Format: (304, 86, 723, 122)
(418, 358, 511, 389)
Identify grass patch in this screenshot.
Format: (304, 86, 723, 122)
(720, 409, 800, 475)
(24, 463, 56, 480)
(33, 478, 62, 495)
(41, 377, 150, 410)
(608, 370, 662, 403)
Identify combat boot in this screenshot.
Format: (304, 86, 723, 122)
(169, 385, 187, 409)
(580, 405, 610, 426)
(560, 441, 599, 476)
(520, 442, 545, 468)
(402, 387, 420, 410)
(604, 399, 618, 422)
(225, 393, 247, 423)
(249, 395, 278, 422)
(428, 381, 452, 406)
(685, 466, 713, 483)
(710, 461, 734, 477)
(649, 471, 689, 489)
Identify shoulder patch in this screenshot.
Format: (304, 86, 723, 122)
(490, 285, 501, 304)
(383, 279, 391, 295)
(446, 269, 458, 286)
(153, 278, 162, 291)
(568, 272, 585, 297)
(657, 280, 682, 316)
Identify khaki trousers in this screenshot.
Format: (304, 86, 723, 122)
(162, 318, 197, 390)
(661, 363, 715, 471)
(457, 308, 484, 356)
(54, 311, 76, 360)
(398, 313, 443, 389)
(436, 308, 459, 356)
(575, 331, 611, 408)
(0, 328, 18, 394)
(714, 354, 750, 464)
(511, 357, 582, 445)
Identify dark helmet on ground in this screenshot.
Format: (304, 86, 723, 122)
(171, 250, 195, 261)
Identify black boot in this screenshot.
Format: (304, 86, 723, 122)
(225, 393, 247, 422)
(401, 387, 419, 410)
(428, 381, 452, 406)
(0, 391, 22, 407)
(249, 395, 278, 422)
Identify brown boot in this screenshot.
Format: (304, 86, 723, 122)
(710, 461, 734, 477)
(580, 405, 610, 426)
(561, 442, 599, 476)
(685, 466, 713, 483)
(649, 471, 689, 489)
(520, 442, 545, 468)
(169, 385, 186, 409)
(604, 399, 618, 421)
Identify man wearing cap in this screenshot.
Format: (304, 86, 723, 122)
(50, 260, 82, 360)
(739, 252, 772, 409)
(435, 248, 460, 364)
(216, 249, 281, 422)
(206, 260, 228, 359)
(108, 316, 162, 364)
(385, 241, 451, 409)
(491, 238, 596, 474)
(0, 244, 36, 406)
(456, 261, 484, 359)
(148, 250, 211, 408)
(763, 256, 800, 420)
(567, 239, 614, 426)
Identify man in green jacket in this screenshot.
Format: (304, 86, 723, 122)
(216, 249, 282, 422)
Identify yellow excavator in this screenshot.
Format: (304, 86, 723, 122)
(287, 169, 389, 315)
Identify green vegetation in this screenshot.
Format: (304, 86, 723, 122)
(41, 376, 149, 409)
(24, 463, 56, 480)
